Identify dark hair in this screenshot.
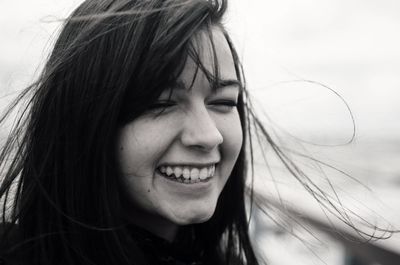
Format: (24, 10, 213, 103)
(0, 0, 259, 264)
(1, 0, 397, 265)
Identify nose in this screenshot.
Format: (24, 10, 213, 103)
(180, 107, 223, 151)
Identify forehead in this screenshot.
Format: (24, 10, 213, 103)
(177, 27, 238, 89)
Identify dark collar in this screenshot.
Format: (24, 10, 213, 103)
(127, 224, 204, 265)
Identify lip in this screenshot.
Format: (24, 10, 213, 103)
(155, 165, 215, 183)
(155, 170, 214, 191)
(157, 162, 219, 168)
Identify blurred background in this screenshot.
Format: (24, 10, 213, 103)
(1, 0, 400, 264)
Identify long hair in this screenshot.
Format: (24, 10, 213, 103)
(0, 0, 260, 264)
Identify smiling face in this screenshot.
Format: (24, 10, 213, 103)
(116, 27, 243, 239)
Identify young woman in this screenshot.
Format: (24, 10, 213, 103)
(0, 0, 258, 264)
(0, 0, 394, 265)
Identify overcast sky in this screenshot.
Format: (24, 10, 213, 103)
(1, 0, 400, 142)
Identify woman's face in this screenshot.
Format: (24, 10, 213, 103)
(116, 28, 242, 236)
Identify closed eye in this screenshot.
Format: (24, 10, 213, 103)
(146, 100, 177, 115)
(148, 101, 176, 109)
(209, 100, 238, 112)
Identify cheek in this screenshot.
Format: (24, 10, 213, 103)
(217, 111, 243, 179)
(221, 112, 243, 157)
(116, 119, 173, 175)
(116, 129, 148, 176)
(116, 121, 168, 210)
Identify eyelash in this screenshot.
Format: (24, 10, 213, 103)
(148, 101, 176, 109)
(146, 101, 176, 116)
(146, 99, 238, 114)
(210, 100, 238, 110)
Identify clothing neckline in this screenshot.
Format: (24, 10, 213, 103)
(126, 224, 204, 265)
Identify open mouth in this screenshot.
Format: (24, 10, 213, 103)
(156, 164, 216, 184)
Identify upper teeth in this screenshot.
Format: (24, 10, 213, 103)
(159, 165, 215, 180)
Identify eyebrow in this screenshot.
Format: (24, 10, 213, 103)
(174, 79, 241, 91)
(217, 79, 241, 89)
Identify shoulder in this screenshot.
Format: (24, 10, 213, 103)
(0, 223, 27, 265)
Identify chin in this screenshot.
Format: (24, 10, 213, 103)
(170, 208, 216, 225)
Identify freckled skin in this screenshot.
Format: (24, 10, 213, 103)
(116, 27, 243, 240)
